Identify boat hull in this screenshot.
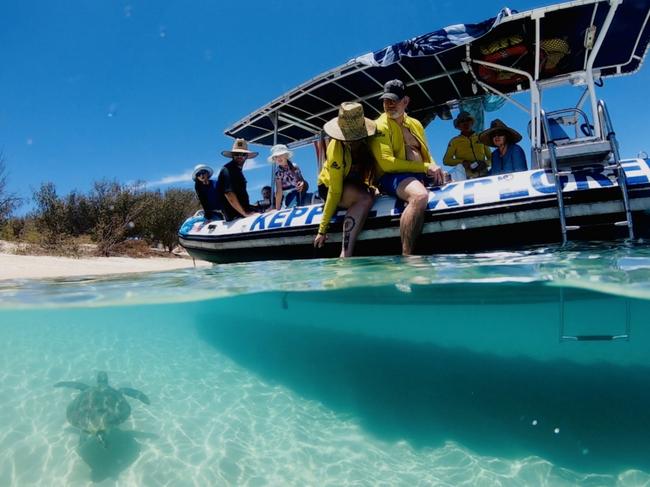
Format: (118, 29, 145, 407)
(180, 161, 650, 263)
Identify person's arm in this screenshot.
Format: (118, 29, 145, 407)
(274, 178, 283, 210)
(224, 192, 251, 218)
(442, 139, 460, 166)
(294, 166, 308, 193)
(513, 145, 528, 172)
(195, 183, 213, 219)
(482, 140, 492, 172)
(369, 123, 429, 174)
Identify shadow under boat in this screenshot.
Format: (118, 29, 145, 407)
(195, 286, 650, 475)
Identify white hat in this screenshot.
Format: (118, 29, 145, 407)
(192, 164, 214, 181)
(267, 144, 294, 163)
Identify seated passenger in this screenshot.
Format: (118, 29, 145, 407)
(217, 138, 260, 221)
(314, 102, 376, 258)
(443, 111, 491, 179)
(368, 79, 446, 256)
(479, 119, 528, 176)
(193, 164, 221, 220)
(268, 144, 308, 209)
(254, 185, 273, 212)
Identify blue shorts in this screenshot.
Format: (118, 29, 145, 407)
(378, 173, 425, 197)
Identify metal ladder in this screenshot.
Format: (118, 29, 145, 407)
(541, 106, 635, 245)
(558, 287, 631, 342)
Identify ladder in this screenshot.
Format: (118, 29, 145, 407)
(558, 287, 631, 342)
(541, 104, 635, 244)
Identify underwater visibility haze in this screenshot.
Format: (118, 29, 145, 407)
(1, 242, 650, 486)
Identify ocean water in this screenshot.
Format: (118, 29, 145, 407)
(2, 243, 650, 486)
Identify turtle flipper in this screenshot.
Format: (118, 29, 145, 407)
(119, 388, 150, 405)
(54, 381, 90, 390)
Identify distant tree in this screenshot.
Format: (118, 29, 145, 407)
(142, 188, 197, 252)
(33, 182, 68, 247)
(89, 180, 148, 256)
(0, 152, 21, 224)
(63, 190, 94, 236)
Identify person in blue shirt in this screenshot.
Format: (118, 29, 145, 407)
(479, 119, 528, 176)
(192, 164, 221, 220)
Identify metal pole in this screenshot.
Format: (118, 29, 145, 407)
(271, 110, 279, 209)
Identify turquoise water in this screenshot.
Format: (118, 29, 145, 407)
(2, 243, 650, 486)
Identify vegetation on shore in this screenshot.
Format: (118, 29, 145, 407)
(0, 154, 199, 257)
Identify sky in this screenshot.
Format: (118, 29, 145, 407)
(2, 0, 650, 213)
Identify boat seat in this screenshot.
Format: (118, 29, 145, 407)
(540, 136, 613, 168)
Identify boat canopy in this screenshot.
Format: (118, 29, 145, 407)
(225, 0, 650, 148)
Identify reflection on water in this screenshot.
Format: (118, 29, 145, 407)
(1, 243, 650, 485)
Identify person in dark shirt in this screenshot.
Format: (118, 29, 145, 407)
(192, 164, 221, 220)
(217, 138, 260, 221)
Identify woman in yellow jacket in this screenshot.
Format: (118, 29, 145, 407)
(314, 102, 377, 258)
(443, 111, 492, 179)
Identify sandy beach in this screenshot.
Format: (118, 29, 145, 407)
(0, 252, 210, 281)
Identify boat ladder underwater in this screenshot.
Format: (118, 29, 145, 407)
(558, 287, 631, 342)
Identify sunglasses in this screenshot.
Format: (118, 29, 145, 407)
(196, 171, 209, 177)
(233, 153, 248, 158)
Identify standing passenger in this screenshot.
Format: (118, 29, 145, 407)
(479, 119, 528, 176)
(369, 79, 446, 255)
(314, 102, 376, 258)
(217, 138, 260, 221)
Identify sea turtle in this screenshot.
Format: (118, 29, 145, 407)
(54, 371, 150, 447)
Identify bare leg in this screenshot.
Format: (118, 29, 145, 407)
(338, 184, 374, 258)
(396, 178, 429, 256)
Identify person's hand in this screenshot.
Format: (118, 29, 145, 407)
(296, 181, 306, 192)
(475, 161, 488, 172)
(426, 164, 445, 186)
(314, 233, 327, 248)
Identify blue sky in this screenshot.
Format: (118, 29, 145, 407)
(2, 0, 650, 212)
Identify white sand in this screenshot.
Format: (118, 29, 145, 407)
(0, 253, 210, 281)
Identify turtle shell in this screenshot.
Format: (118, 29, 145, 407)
(66, 386, 131, 434)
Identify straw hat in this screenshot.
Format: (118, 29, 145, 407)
(192, 164, 213, 181)
(453, 111, 475, 129)
(267, 144, 294, 163)
(478, 119, 523, 147)
(323, 102, 376, 141)
(221, 138, 259, 158)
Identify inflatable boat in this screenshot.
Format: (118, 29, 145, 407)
(180, 0, 650, 263)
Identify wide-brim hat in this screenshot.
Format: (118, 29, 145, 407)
(267, 144, 294, 163)
(192, 164, 214, 181)
(221, 138, 259, 158)
(323, 102, 377, 141)
(453, 111, 475, 128)
(478, 119, 523, 147)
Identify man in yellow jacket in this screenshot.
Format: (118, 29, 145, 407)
(443, 111, 491, 179)
(369, 79, 445, 255)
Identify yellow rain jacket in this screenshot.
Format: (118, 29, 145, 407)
(443, 133, 492, 179)
(369, 113, 436, 178)
(316, 140, 353, 235)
